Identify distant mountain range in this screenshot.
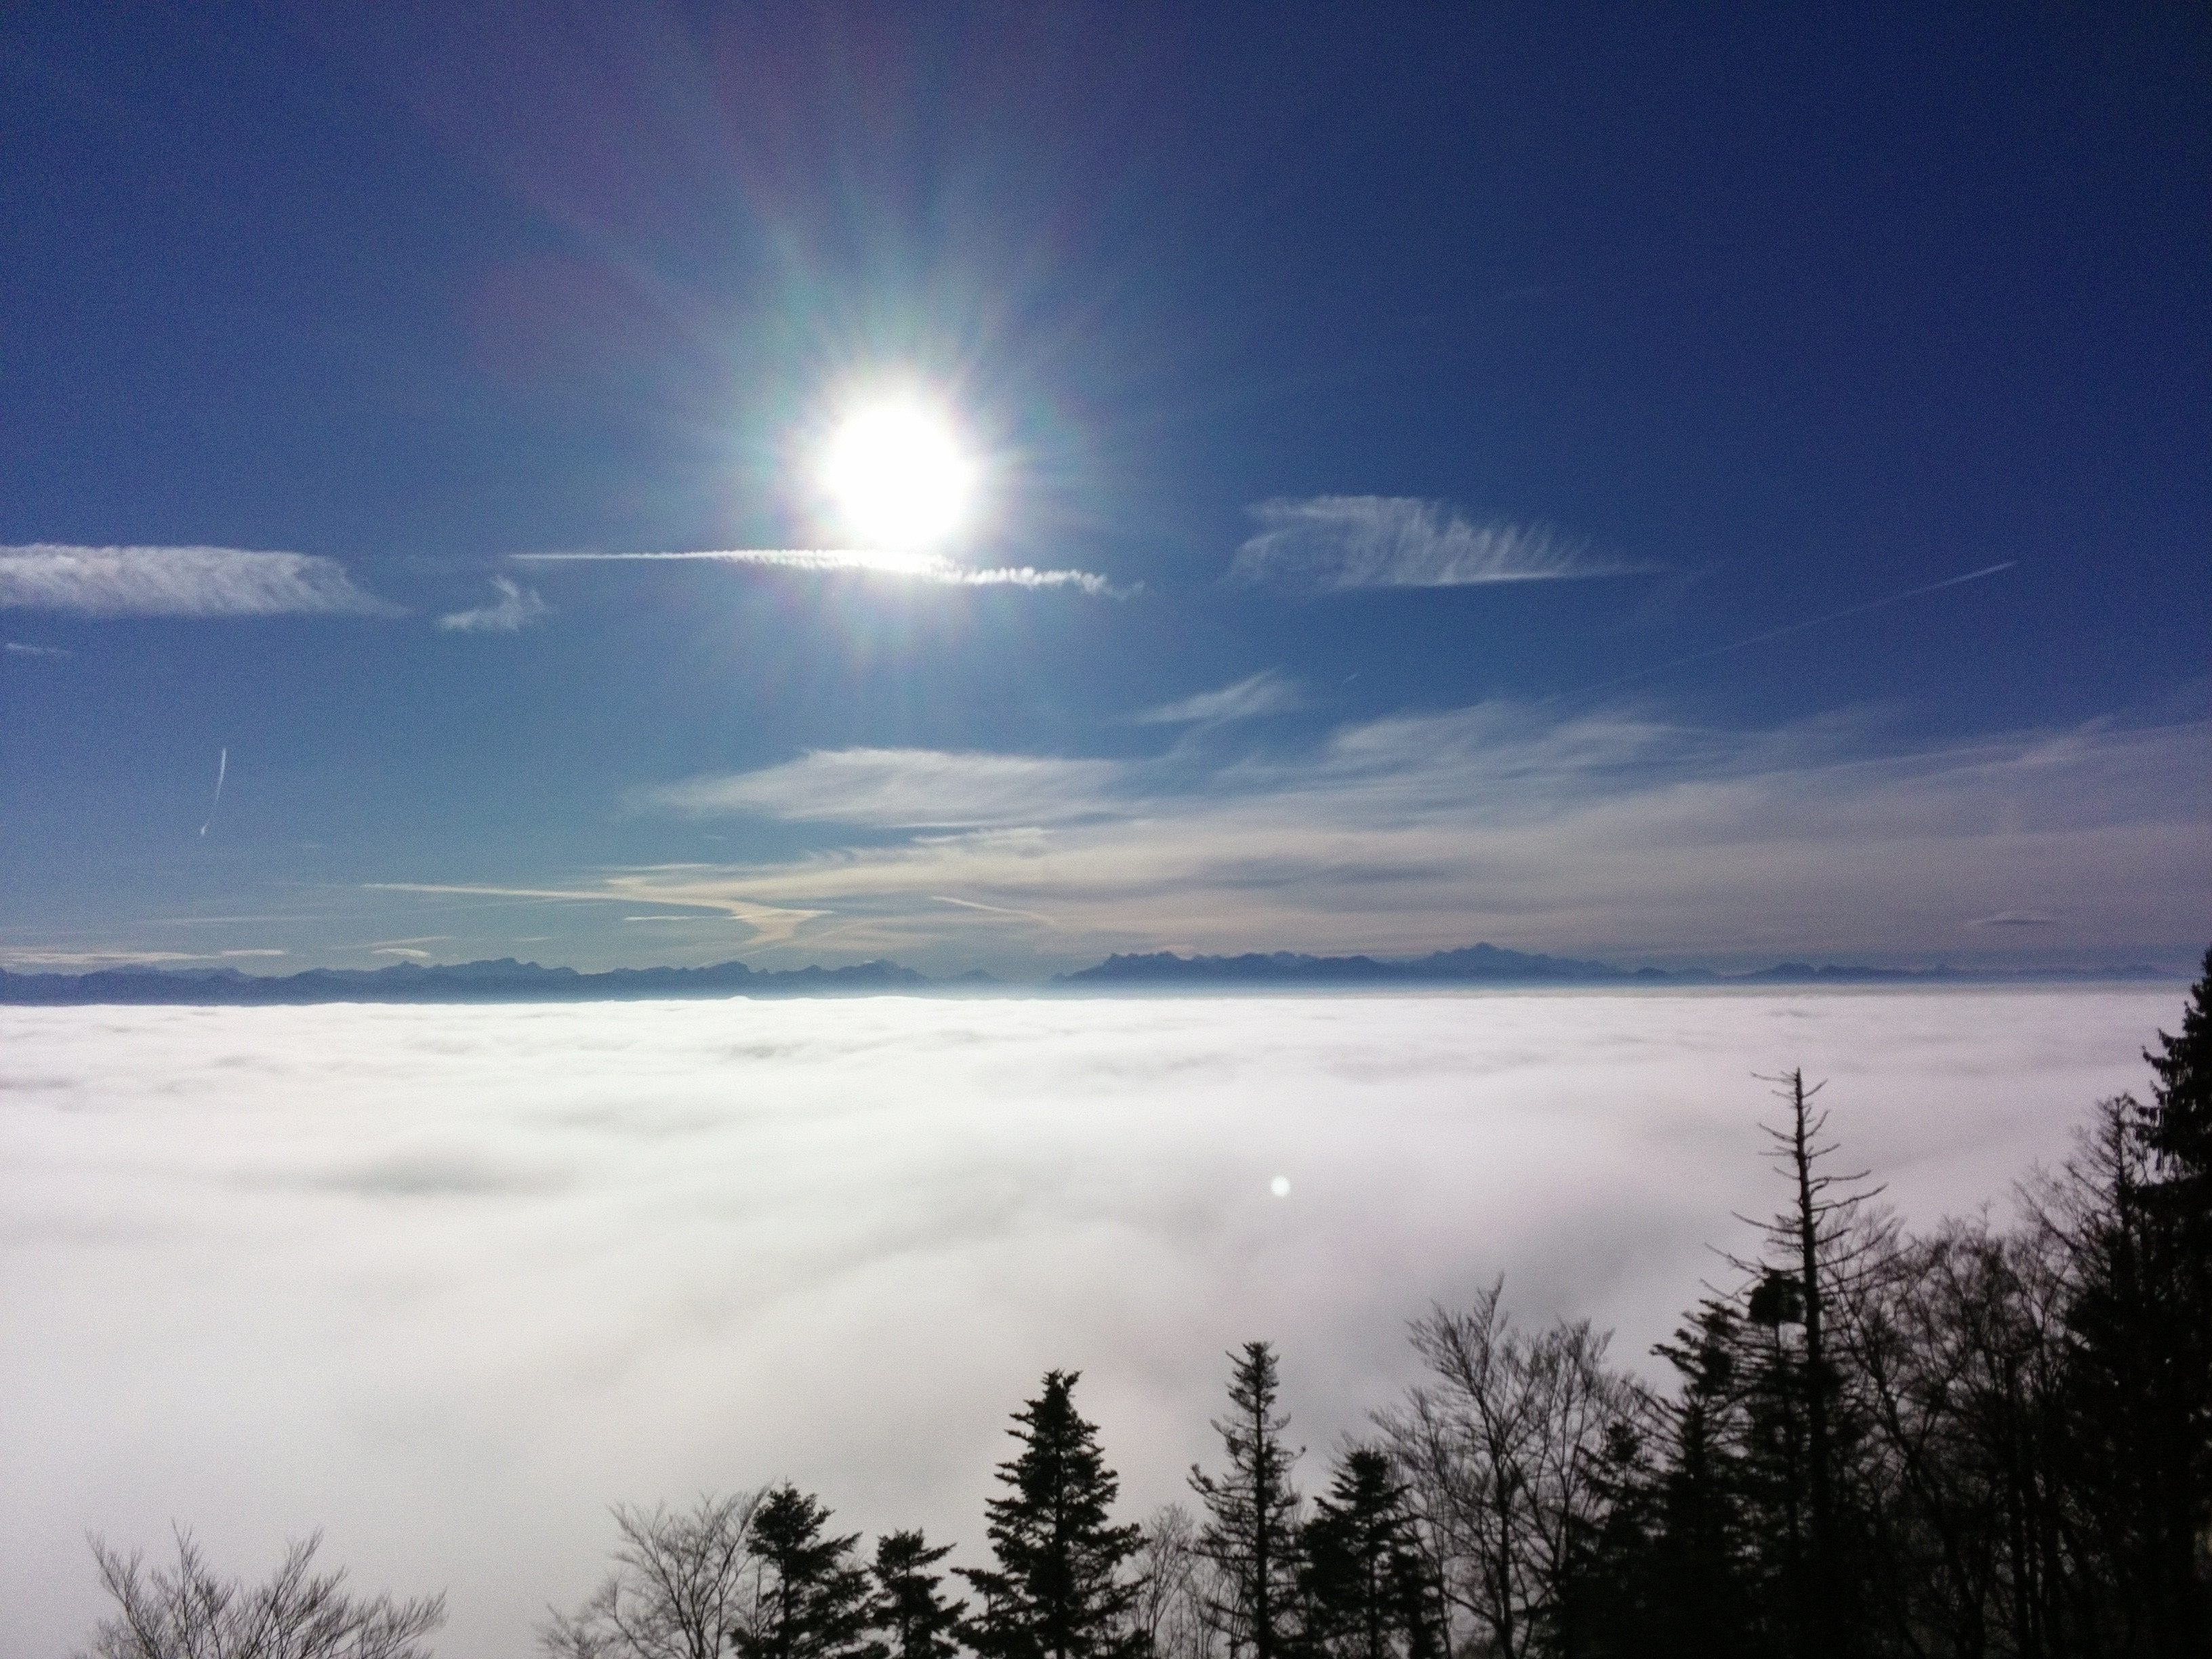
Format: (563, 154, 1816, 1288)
(0, 943, 2177, 1006)
(0, 956, 973, 1006)
(1055, 945, 2175, 987)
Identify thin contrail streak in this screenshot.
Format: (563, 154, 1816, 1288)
(1562, 561, 2017, 699)
(199, 747, 226, 838)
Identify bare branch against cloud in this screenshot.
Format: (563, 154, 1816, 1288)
(511, 549, 1131, 597)
(5, 640, 73, 657)
(0, 545, 403, 617)
(1134, 671, 1304, 726)
(1225, 497, 1622, 592)
(437, 577, 550, 633)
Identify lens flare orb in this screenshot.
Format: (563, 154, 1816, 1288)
(821, 403, 975, 550)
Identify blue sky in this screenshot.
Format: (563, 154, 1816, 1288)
(3, 1, 2206, 975)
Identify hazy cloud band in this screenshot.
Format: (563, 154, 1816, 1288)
(609, 706, 2210, 967)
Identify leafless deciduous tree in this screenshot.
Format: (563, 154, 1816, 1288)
(542, 1491, 767, 1659)
(1133, 1504, 1219, 1659)
(79, 1528, 445, 1659)
(1378, 1281, 1641, 1659)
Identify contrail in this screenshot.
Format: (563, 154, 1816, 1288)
(508, 549, 1127, 596)
(1563, 561, 2017, 699)
(199, 747, 226, 838)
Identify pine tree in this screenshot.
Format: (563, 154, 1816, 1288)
(2139, 945, 2212, 1187)
(1190, 1343, 1303, 1659)
(874, 1531, 966, 1659)
(2131, 945, 2212, 1652)
(962, 1370, 1148, 1659)
(736, 1486, 885, 1659)
(1298, 1448, 1438, 1659)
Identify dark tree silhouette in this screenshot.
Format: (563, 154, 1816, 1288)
(1190, 1343, 1303, 1659)
(874, 1530, 966, 1659)
(84, 1529, 444, 1659)
(962, 1370, 1148, 1659)
(2140, 944, 2212, 1187)
(1740, 1070, 1885, 1658)
(735, 1486, 884, 1659)
(2048, 1098, 2209, 1656)
(1298, 1448, 1441, 1659)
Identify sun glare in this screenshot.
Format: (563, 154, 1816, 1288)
(820, 401, 975, 550)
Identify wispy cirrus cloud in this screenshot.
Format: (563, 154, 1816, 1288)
(0, 545, 402, 617)
(358, 880, 827, 946)
(5, 640, 73, 658)
(510, 549, 1129, 596)
(598, 707, 2209, 969)
(1226, 497, 1625, 592)
(642, 749, 1125, 830)
(438, 576, 550, 632)
(1134, 671, 1305, 726)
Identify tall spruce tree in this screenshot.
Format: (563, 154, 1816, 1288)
(2140, 945, 2212, 1187)
(1298, 1448, 1439, 1659)
(874, 1531, 966, 1659)
(735, 1486, 884, 1659)
(2133, 945, 2212, 1651)
(1191, 1343, 1303, 1659)
(962, 1370, 1147, 1659)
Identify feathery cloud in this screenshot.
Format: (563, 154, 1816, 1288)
(1134, 671, 1304, 726)
(5, 640, 71, 657)
(642, 749, 1126, 830)
(1227, 497, 1620, 592)
(438, 577, 551, 632)
(0, 544, 402, 617)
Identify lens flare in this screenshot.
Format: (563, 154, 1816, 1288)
(821, 403, 975, 550)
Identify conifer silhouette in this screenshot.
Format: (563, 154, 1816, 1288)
(1298, 1448, 1440, 1659)
(736, 1486, 884, 1659)
(962, 1370, 1148, 1659)
(1190, 1343, 1303, 1659)
(874, 1530, 966, 1659)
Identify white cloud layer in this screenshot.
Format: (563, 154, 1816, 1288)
(0, 545, 402, 617)
(0, 989, 2178, 1659)
(438, 577, 551, 633)
(1226, 498, 1616, 592)
(512, 550, 1126, 596)
(603, 707, 2210, 969)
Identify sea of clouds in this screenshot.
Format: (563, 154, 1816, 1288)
(0, 987, 2180, 1657)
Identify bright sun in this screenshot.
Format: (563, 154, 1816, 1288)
(820, 401, 975, 550)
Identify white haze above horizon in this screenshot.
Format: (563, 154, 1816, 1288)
(1, 988, 2182, 1658)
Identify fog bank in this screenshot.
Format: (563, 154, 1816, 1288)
(0, 988, 2177, 1657)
